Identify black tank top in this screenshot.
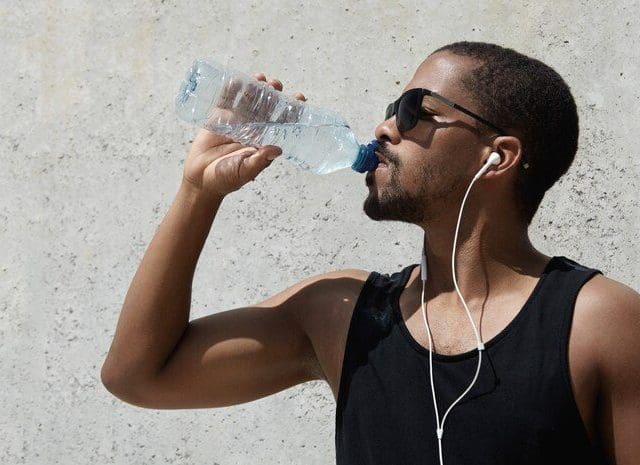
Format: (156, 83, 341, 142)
(335, 256, 607, 465)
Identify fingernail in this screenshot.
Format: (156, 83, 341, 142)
(266, 148, 282, 160)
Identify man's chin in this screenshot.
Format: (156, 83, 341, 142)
(363, 191, 427, 224)
(363, 196, 391, 221)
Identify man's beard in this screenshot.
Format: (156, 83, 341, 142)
(363, 162, 463, 225)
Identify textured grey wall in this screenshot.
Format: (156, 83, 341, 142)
(2, 0, 638, 464)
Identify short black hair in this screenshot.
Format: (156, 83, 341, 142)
(431, 41, 579, 226)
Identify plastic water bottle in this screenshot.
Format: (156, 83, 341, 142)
(175, 58, 379, 174)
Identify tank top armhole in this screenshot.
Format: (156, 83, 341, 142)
(335, 270, 378, 417)
(559, 268, 603, 449)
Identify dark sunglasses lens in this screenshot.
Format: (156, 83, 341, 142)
(385, 99, 410, 132)
(385, 103, 394, 121)
(385, 90, 421, 132)
(397, 90, 420, 132)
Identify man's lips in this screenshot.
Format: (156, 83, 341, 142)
(375, 149, 389, 166)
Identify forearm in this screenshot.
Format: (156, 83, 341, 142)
(101, 183, 224, 387)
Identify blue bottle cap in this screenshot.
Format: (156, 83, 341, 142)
(351, 140, 380, 173)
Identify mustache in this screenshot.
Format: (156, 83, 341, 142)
(378, 142, 397, 165)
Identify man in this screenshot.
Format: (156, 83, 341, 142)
(101, 42, 640, 464)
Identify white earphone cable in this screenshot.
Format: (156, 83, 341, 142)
(421, 154, 499, 465)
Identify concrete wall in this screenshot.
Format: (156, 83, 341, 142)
(2, 0, 638, 463)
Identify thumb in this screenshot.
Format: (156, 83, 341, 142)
(241, 145, 283, 181)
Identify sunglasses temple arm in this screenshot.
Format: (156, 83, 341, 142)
(430, 91, 505, 134)
(452, 103, 505, 134)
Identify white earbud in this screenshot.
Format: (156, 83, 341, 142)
(473, 151, 502, 181)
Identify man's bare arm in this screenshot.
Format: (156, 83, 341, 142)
(100, 75, 319, 407)
(99, 170, 358, 409)
(100, 183, 223, 390)
(586, 277, 640, 465)
(103, 268, 367, 409)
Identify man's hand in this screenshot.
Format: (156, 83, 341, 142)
(181, 74, 307, 201)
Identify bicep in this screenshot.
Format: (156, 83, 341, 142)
(118, 279, 323, 410)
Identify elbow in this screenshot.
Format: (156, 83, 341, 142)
(100, 363, 156, 409)
(100, 362, 137, 399)
(100, 362, 127, 396)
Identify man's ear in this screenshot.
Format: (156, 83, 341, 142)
(484, 135, 523, 174)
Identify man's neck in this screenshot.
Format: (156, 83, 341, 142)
(411, 214, 550, 308)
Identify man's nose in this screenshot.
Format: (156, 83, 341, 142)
(374, 115, 402, 145)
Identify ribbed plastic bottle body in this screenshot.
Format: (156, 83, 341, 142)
(175, 58, 362, 174)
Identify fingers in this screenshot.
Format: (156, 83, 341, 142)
(216, 76, 243, 109)
(219, 144, 280, 167)
(198, 143, 255, 166)
(215, 70, 307, 125)
(259, 145, 283, 160)
(253, 72, 266, 82)
(251, 75, 306, 123)
(274, 100, 304, 124)
(253, 73, 304, 100)
(190, 128, 235, 154)
(241, 145, 283, 181)
(202, 144, 281, 187)
(253, 73, 283, 92)
(244, 73, 282, 122)
(233, 72, 275, 121)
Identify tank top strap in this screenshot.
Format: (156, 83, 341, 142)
(533, 256, 603, 341)
(336, 264, 417, 417)
(354, 264, 418, 333)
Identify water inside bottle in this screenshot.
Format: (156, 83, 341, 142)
(204, 121, 356, 174)
(175, 58, 372, 174)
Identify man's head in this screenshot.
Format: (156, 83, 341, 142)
(363, 41, 579, 228)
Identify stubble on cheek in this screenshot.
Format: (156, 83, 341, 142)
(413, 158, 469, 205)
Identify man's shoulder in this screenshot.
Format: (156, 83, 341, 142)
(285, 268, 371, 386)
(575, 272, 640, 317)
(288, 268, 371, 304)
(293, 268, 371, 315)
(573, 272, 640, 464)
(316, 268, 372, 283)
(574, 272, 640, 370)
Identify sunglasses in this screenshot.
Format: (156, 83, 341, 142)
(385, 88, 506, 135)
(385, 88, 530, 169)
